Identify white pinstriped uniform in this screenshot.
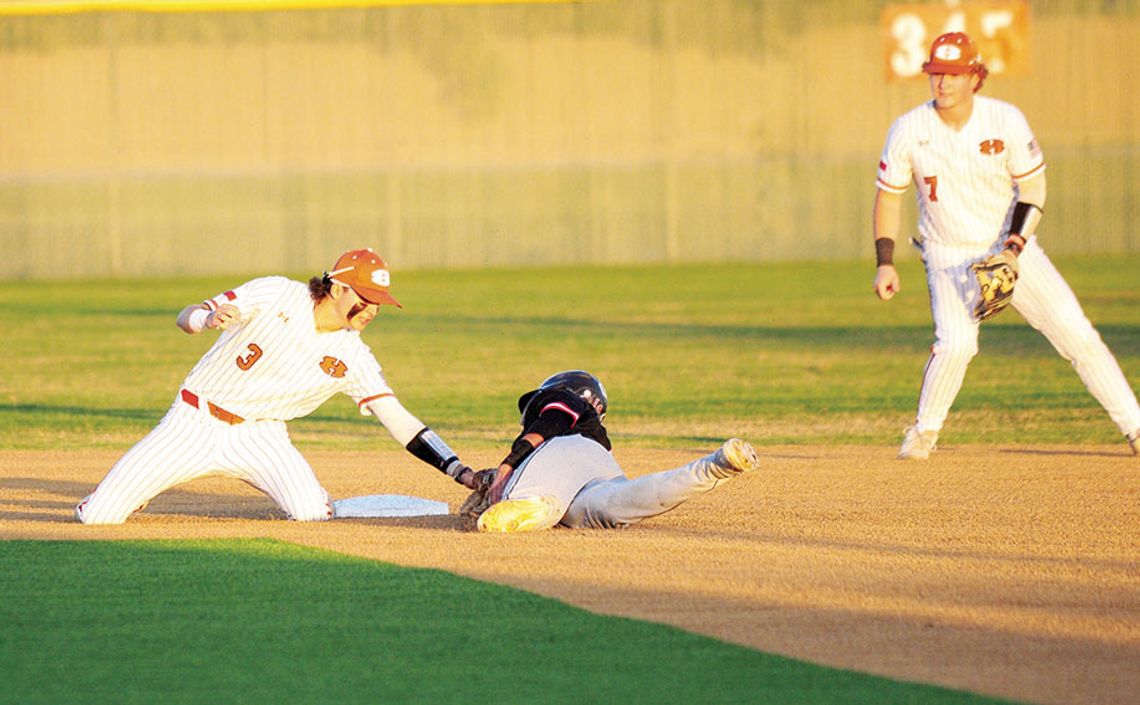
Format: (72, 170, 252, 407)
(76, 276, 395, 524)
(877, 97, 1140, 437)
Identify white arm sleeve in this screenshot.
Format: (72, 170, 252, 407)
(1018, 171, 1046, 208)
(176, 304, 211, 333)
(365, 395, 426, 447)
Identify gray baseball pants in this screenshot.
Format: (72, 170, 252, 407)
(502, 434, 730, 529)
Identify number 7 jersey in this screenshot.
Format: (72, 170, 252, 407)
(182, 276, 394, 421)
(876, 95, 1046, 249)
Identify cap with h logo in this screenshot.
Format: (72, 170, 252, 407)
(327, 249, 402, 308)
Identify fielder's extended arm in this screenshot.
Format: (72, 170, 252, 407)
(365, 396, 470, 484)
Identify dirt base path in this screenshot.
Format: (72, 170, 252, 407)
(2, 445, 1137, 705)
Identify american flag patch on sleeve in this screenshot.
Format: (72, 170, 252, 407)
(1028, 138, 1042, 159)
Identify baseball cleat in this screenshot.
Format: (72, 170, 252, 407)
(477, 495, 562, 533)
(1128, 430, 1139, 457)
(898, 426, 939, 460)
(708, 438, 761, 479)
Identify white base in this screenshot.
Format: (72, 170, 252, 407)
(332, 494, 450, 518)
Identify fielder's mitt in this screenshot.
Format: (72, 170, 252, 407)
(970, 249, 1019, 321)
(458, 469, 497, 517)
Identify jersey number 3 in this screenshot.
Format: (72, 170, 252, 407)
(236, 344, 263, 370)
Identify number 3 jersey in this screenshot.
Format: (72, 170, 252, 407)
(181, 276, 393, 421)
(876, 95, 1046, 249)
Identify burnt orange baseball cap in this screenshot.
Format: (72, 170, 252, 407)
(922, 32, 985, 75)
(327, 248, 402, 308)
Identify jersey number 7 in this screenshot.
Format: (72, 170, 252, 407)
(923, 176, 939, 202)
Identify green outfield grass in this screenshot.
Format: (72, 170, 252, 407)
(0, 538, 1022, 705)
(1, 257, 1137, 451)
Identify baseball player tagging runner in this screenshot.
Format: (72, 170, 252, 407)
(872, 32, 1140, 459)
(76, 248, 474, 524)
(459, 370, 760, 532)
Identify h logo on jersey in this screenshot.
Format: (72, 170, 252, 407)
(979, 139, 1005, 155)
(319, 356, 348, 378)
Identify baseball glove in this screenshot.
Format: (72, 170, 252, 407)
(970, 249, 1019, 321)
(458, 468, 497, 517)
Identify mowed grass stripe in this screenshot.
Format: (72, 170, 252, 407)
(0, 539, 1021, 705)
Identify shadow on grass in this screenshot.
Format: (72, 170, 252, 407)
(0, 403, 368, 428)
(0, 403, 159, 421)
(399, 315, 1139, 357)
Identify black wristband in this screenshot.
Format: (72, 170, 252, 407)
(875, 238, 895, 266)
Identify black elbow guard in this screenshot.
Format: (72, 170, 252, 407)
(405, 427, 458, 472)
(501, 436, 537, 470)
(1008, 201, 1043, 239)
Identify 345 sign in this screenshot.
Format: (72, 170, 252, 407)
(883, 1, 1030, 81)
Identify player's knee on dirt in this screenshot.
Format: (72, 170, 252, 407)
(74, 496, 129, 525)
(287, 499, 334, 522)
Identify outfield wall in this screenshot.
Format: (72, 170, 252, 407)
(1, 1, 1137, 279)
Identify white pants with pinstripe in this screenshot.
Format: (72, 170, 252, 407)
(914, 237, 1140, 436)
(76, 397, 332, 525)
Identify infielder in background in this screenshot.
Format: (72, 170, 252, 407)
(872, 32, 1140, 459)
(461, 370, 760, 532)
(76, 248, 475, 524)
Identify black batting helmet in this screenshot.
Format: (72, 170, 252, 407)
(517, 370, 608, 423)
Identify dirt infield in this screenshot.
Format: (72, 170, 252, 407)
(2, 446, 1136, 705)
